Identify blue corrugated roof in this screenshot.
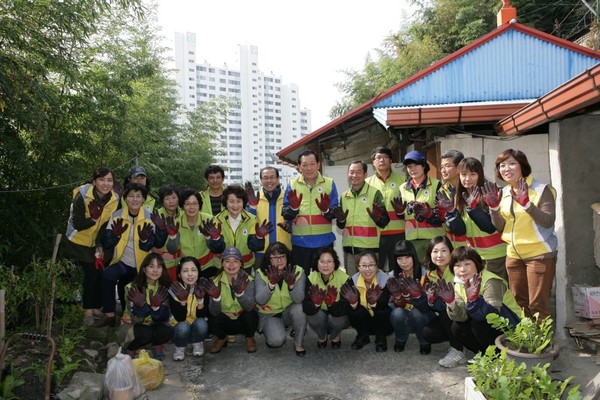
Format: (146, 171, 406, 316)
(374, 27, 600, 108)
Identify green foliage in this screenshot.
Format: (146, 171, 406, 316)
(0, 364, 25, 400)
(53, 337, 81, 386)
(487, 311, 554, 354)
(469, 346, 582, 400)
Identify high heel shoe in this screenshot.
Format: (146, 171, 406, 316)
(295, 347, 306, 357)
(330, 339, 341, 349)
(317, 340, 327, 349)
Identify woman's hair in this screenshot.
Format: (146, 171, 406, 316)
(158, 184, 179, 203)
(221, 185, 248, 208)
(311, 246, 341, 272)
(392, 240, 422, 281)
(355, 250, 379, 270)
(179, 188, 202, 209)
(92, 166, 114, 182)
(122, 183, 148, 200)
(494, 149, 532, 181)
(132, 253, 170, 289)
(176, 256, 201, 284)
(260, 242, 293, 273)
(448, 246, 484, 274)
(456, 157, 486, 215)
(423, 236, 454, 271)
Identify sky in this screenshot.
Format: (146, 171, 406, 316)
(156, 0, 415, 129)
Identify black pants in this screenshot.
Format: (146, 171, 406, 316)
(348, 306, 393, 338)
(127, 323, 173, 350)
(378, 234, 404, 272)
(209, 310, 259, 339)
(423, 311, 464, 351)
(451, 318, 503, 353)
(78, 260, 102, 309)
(292, 244, 333, 277)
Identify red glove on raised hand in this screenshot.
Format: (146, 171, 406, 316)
(465, 273, 482, 303)
(510, 177, 530, 208)
(151, 211, 166, 231)
(255, 219, 273, 239)
(403, 276, 423, 299)
(266, 265, 282, 285)
(366, 284, 383, 306)
(137, 222, 153, 242)
(412, 202, 433, 219)
(308, 284, 326, 306)
(436, 191, 455, 213)
(462, 186, 480, 210)
(170, 282, 189, 302)
(202, 278, 221, 299)
(425, 281, 438, 304)
(324, 285, 338, 306)
(367, 202, 387, 223)
(245, 182, 259, 207)
(111, 217, 129, 237)
(283, 264, 297, 287)
(330, 206, 349, 223)
(201, 219, 221, 240)
(231, 270, 250, 295)
(165, 216, 180, 238)
(127, 286, 146, 309)
(149, 286, 168, 309)
(437, 279, 455, 304)
(315, 192, 331, 213)
(391, 195, 407, 215)
(386, 276, 403, 298)
(88, 199, 103, 222)
(482, 181, 502, 209)
(340, 283, 359, 305)
(288, 189, 303, 210)
(194, 278, 208, 301)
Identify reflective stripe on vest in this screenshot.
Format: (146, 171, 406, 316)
(400, 177, 445, 240)
(341, 184, 381, 249)
(463, 212, 507, 260)
(179, 212, 215, 269)
(308, 269, 350, 311)
(215, 210, 256, 270)
(290, 175, 334, 237)
(366, 172, 406, 235)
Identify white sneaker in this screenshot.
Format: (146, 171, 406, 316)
(227, 335, 237, 343)
(192, 342, 204, 356)
(438, 347, 466, 368)
(173, 346, 186, 361)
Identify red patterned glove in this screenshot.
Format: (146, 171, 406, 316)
(462, 186, 480, 209)
(367, 202, 387, 223)
(255, 219, 273, 239)
(245, 182, 259, 207)
(510, 178, 530, 208)
(465, 273, 482, 303)
(288, 189, 303, 210)
(308, 284, 326, 306)
(324, 285, 338, 306)
(482, 181, 502, 209)
(88, 199, 103, 221)
(315, 193, 331, 213)
(111, 217, 129, 237)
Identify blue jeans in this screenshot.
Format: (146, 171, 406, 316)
(390, 307, 434, 345)
(172, 319, 209, 347)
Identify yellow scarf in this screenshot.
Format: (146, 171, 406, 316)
(357, 274, 378, 316)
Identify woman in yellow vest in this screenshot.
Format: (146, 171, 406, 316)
(154, 184, 182, 282)
(121, 253, 172, 360)
(436, 246, 521, 354)
(65, 167, 119, 325)
(121, 166, 156, 213)
(255, 242, 307, 356)
(482, 149, 557, 321)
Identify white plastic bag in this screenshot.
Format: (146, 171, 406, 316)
(104, 349, 145, 400)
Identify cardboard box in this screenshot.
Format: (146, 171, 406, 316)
(573, 284, 600, 319)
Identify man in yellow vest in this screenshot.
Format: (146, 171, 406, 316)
(200, 165, 225, 216)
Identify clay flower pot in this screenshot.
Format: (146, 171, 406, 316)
(495, 333, 560, 370)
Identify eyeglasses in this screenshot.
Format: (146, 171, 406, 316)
(358, 263, 377, 270)
(184, 202, 199, 207)
(270, 255, 286, 261)
(374, 155, 390, 161)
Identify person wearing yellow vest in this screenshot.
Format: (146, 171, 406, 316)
(421, 236, 466, 368)
(255, 242, 307, 356)
(200, 164, 225, 216)
(64, 167, 120, 326)
(333, 160, 389, 276)
(205, 247, 258, 354)
(444, 157, 508, 280)
(168, 257, 209, 361)
(282, 150, 340, 276)
(121, 166, 156, 213)
(154, 184, 183, 282)
(166, 189, 217, 278)
(482, 149, 557, 321)
(245, 166, 292, 269)
(121, 253, 172, 360)
(96, 183, 167, 327)
(436, 246, 522, 354)
(387, 240, 434, 354)
(206, 185, 270, 272)
(365, 146, 406, 271)
(303, 247, 351, 349)
(438, 150, 467, 249)
(393, 151, 444, 261)
(340, 251, 392, 352)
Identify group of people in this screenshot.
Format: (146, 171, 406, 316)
(63, 145, 557, 367)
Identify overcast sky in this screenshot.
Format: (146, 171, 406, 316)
(156, 0, 414, 129)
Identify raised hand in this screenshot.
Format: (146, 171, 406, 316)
(201, 219, 221, 240)
(170, 282, 189, 302)
(366, 283, 383, 306)
(165, 216, 180, 237)
(340, 283, 359, 305)
(202, 278, 221, 299)
(386, 276, 403, 297)
(367, 202, 387, 223)
(288, 189, 303, 210)
(437, 279, 455, 304)
(111, 217, 129, 237)
(324, 285, 338, 306)
(194, 278, 207, 300)
(277, 221, 293, 233)
(127, 286, 146, 309)
(330, 205, 349, 223)
(412, 202, 433, 219)
(266, 264, 282, 285)
(283, 264, 297, 287)
(88, 199, 103, 221)
(245, 182, 259, 207)
(315, 192, 331, 213)
(482, 181, 502, 209)
(462, 186, 480, 209)
(510, 177, 530, 207)
(231, 270, 250, 295)
(425, 281, 438, 304)
(465, 273, 482, 303)
(391, 196, 407, 215)
(255, 219, 273, 239)
(308, 284, 326, 306)
(137, 222, 153, 242)
(151, 211, 166, 231)
(149, 286, 168, 308)
(403, 276, 423, 299)
(436, 191, 455, 212)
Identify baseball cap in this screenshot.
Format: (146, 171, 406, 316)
(222, 247, 242, 261)
(128, 166, 147, 177)
(402, 151, 427, 165)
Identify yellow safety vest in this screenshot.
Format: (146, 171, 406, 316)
(108, 207, 154, 270)
(340, 183, 382, 249)
(307, 269, 350, 311)
(290, 173, 334, 237)
(214, 209, 257, 270)
(178, 212, 216, 270)
(400, 177, 445, 240)
(256, 265, 303, 314)
(366, 172, 406, 235)
(454, 270, 521, 317)
(462, 211, 507, 260)
(199, 189, 224, 216)
(213, 272, 253, 319)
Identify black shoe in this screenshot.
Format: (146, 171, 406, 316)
(330, 339, 341, 349)
(317, 340, 327, 349)
(394, 342, 406, 352)
(419, 344, 431, 355)
(289, 328, 295, 338)
(351, 335, 370, 350)
(375, 336, 387, 352)
(295, 347, 306, 357)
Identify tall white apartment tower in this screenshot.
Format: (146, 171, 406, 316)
(173, 33, 311, 185)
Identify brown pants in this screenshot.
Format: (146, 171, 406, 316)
(505, 256, 556, 321)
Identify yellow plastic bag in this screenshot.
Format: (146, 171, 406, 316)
(132, 349, 165, 390)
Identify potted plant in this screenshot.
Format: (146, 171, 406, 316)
(486, 311, 560, 369)
(466, 346, 582, 400)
